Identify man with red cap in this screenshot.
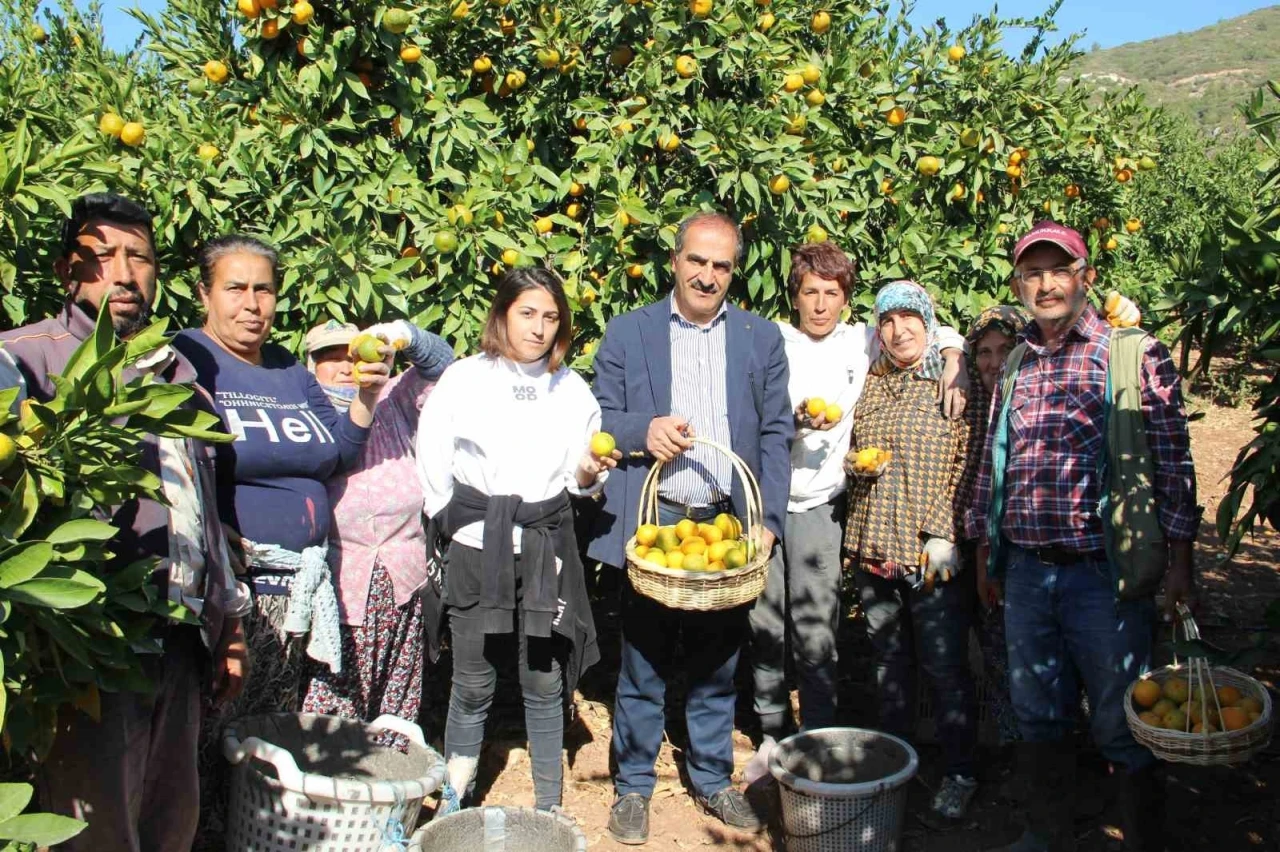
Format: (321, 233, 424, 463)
(967, 221, 1198, 852)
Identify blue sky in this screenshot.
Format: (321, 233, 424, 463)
(56, 0, 1280, 54)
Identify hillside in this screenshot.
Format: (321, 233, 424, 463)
(1069, 5, 1280, 133)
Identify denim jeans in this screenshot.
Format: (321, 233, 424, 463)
(1002, 543, 1157, 771)
(858, 569, 977, 777)
(445, 598, 566, 809)
(612, 504, 750, 798)
(749, 495, 844, 738)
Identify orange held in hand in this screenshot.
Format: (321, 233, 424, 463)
(590, 431, 616, 458)
(350, 334, 385, 363)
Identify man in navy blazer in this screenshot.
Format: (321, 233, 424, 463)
(589, 212, 792, 844)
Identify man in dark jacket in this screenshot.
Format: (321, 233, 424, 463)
(590, 211, 793, 844)
(0, 193, 250, 852)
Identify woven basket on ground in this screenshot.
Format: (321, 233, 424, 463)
(1124, 604, 1273, 765)
(624, 437, 769, 611)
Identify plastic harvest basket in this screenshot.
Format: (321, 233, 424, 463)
(1124, 604, 1273, 765)
(624, 437, 770, 611)
(222, 712, 445, 852)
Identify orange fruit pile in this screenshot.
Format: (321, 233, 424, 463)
(850, 446, 891, 475)
(634, 513, 750, 572)
(1132, 675, 1265, 733)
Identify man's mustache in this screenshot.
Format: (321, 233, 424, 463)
(107, 285, 144, 303)
(690, 280, 717, 293)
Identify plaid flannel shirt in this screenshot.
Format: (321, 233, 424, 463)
(965, 306, 1198, 549)
(843, 367, 978, 578)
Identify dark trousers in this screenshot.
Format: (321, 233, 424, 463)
(858, 569, 977, 777)
(612, 578, 749, 798)
(38, 627, 203, 852)
(445, 599, 566, 809)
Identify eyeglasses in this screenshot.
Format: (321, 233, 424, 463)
(1014, 259, 1085, 287)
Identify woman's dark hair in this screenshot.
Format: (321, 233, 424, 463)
(480, 267, 573, 371)
(788, 242, 856, 302)
(60, 193, 154, 256)
(196, 234, 279, 293)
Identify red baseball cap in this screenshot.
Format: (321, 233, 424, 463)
(1013, 220, 1088, 265)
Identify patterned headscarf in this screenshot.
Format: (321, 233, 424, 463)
(965, 305, 1028, 348)
(872, 280, 942, 379)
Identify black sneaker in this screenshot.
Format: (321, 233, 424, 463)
(608, 793, 650, 845)
(696, 787, 763, 830)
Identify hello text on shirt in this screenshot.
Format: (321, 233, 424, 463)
(217, 391, 336, 444)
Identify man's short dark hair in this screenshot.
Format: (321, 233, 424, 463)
(60, 193, 155, 257)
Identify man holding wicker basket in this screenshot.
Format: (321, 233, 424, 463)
(967, 222, 1198, 852)
(588, 211, 793, 845)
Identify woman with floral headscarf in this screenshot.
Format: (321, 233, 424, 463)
(961, 305, 1030, 746)
(842, 280, 982, 824)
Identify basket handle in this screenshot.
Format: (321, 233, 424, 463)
(222, 734, 306, 791)
(369, 714, 427, 747)
(1171, 602, 1232, 735)
(634, 436, 766, 545)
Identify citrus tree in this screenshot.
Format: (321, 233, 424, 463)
(1211, 81, 1280, 554)
(0, 309, 229, 764)
(2, 0, 1175, 360)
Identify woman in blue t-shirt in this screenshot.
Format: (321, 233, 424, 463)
(173, 234, 390, 722)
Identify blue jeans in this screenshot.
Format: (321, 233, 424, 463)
(1002, 543, 1156, 771)
(858, 569, 977, 778)
(612, 504, 749, 799)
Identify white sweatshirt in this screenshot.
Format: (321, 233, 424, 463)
(416, 353, 605, 551)
(779, 320, 966, 513)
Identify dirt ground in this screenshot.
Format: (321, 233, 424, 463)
(401, 388, 1280, 844)
(417, 394, 1280, 852)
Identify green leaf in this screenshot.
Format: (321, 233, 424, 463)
(0, 472, 40, 540)
(0, 542, 54, 589)
(0, 785, 31, 825)
(104, 558, 160, 593)
(45, 519, 119, 546)
(5, 575, 105, 609)
(0, 813, 87, 845)
(58, 303, 117, 385)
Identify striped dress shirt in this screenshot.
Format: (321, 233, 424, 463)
(659, 295, 732, 505)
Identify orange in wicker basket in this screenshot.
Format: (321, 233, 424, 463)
(625, 437, 771, 611)
(1124, 605, 1274, 765)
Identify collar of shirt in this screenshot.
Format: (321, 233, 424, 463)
(494, 353, 550, 379)
(668, 292, 727, 330)
(1021, 304, 1107, 354)
(135, 343, 177, 374)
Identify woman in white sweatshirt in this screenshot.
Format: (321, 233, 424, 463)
(416, 268, 618, 816)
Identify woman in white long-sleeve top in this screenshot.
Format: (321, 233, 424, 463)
(415, 267, 618, 817)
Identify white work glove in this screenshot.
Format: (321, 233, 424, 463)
(919, 537, 960, 586)
(362, 319, 415, 351)
(1103, 292, 1141, 329)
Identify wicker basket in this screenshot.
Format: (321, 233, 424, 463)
(624, 437, 770, 611)
(1124, 604, 1274, 765)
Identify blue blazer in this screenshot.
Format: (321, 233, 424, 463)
(587, 299, 794, 569)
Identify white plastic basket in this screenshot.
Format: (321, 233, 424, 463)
(768, 727, 918, 852)
(222, 712, 445, 852)
(409, 806, 588, 852)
